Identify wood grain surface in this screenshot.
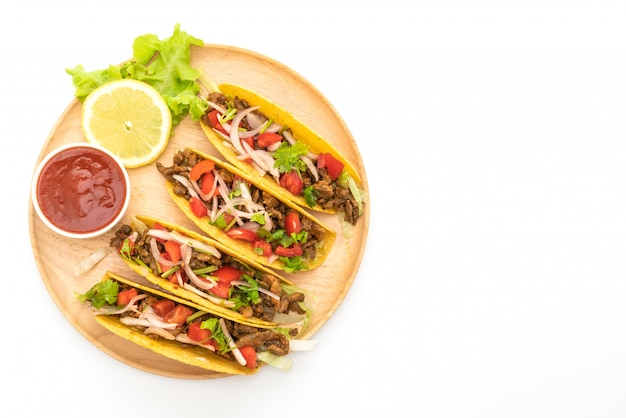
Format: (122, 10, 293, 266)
(28, 44, 369, 379)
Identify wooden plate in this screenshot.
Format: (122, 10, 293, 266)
(28, 44, 369, 379)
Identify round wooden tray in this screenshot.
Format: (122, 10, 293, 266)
(28, 44, 369, 379)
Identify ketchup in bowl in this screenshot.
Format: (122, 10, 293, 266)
(31, 143, 130, 239)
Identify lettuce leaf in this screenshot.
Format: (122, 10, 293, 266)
(66, 24, 208, 127)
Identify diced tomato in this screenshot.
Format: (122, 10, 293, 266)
(190, 159, 216, 182)
(222, 212, 235, 226)
(116, 288, 138, 306)
(187, 321, 211, 342)
(253, 239, 272, 257)
(164, 240, 182, 262)
(279, 170, 303, 195)
(285, 211, 302, 234)
(200, 171, 217, 197)
(274, 243, 303, 257)
(152, 299, 175, 317)
(163, 304, 193, 326)
(226, 227, 258, 242)
(189, 196, 208, 218)
(317, 152, 345, 181)
(242, 135, 255, 150)
(256, 132, 283, 148)
(239, 346, 258, 369)
(207, 109, 229, 136)
(209, 285, 230, 299)
(213, 265, 243, 284)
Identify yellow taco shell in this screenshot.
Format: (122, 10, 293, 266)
(163, 148, 336, 272)
(200, 83, 361, 213)
(120, 214, 295, 329)
(92, 271, 257, 375)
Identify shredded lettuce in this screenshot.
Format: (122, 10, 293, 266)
(66, 23, 208, 127)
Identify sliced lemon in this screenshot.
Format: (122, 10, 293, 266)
(81, 79, 172, 168)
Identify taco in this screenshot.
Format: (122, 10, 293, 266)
(156, 148, 336, 273)
(77, 271, 300, 374)
(109, 215, 312, 332)
(199, 83, 366, 225)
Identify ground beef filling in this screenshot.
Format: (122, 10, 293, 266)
(201, 92, 361, 225)
(110, 224, 305, 327)
(116, 283, 290, 360)
(156, 149, 327, 262)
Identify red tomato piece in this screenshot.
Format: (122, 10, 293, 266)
(285, 211, 302, 234)
(253, 239, 272, 257)
(226, 227, 258, 242)
(317, 153, 345, 181)
(152, 299, 175, 317)
(189, 196, 208, 218)
(163, 304, 193, 326)
(256, 132, 283, 148)
(213, 265, 243, 284)
(200, 171, 217, 197)
(239, 346, 258, 369)
(209, 285, 230, 299)
(207, 110, 229, 136)
(242, 135, 255, 150)
(190, 159, 216, 182)
(187, 321, 212, 343)
(164, 240, 181, 263)
(116, 288, 138, 306)
(275, 243, 303, 257)
(279, 170, 303, 195)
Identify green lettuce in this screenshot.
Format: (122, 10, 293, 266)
(66, 23, 208, 127)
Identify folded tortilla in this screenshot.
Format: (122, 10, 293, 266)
(112, 214, 311, 331)
(200, 83, 362, 214)
(159, 148, 336, 272)
(85, 271, 259, 375)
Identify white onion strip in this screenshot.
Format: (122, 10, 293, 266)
(180, 245, 216, 290)
(182, 283, 236, 308)
(176, 333, 216, 351)
(144, 327, 176, 340)
(219, 318, 246, 366)
(229, 106, 259, 155)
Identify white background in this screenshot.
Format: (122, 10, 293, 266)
(3, 1, 626, 417)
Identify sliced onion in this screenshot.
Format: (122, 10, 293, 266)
(182, 283, 236, 308)
(283, 130, 297, 145)
(180, 245, 215, 290)
(74, 246, 111, 277)
(144, 327, 176, 340)
(150, 237, 180, 269)
(169, 230, 220, 258)
(219, 318, 246, 366)
(172, 174, 199, 199)
(207, 101, 227, 114)
(176, 333, 216, 351)
(301, 155, 319, 182)
(230, 106, 260, 155)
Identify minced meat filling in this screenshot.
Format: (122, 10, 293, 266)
(156, 148, 326, 262)
(110, 224, 305, 325)
(201, 92, 361, 225)
(115, 282, 290, 361)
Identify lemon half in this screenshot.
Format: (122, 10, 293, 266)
(81, 79, 172, 168)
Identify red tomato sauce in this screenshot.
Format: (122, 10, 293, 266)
(36, 146, 127, 234)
